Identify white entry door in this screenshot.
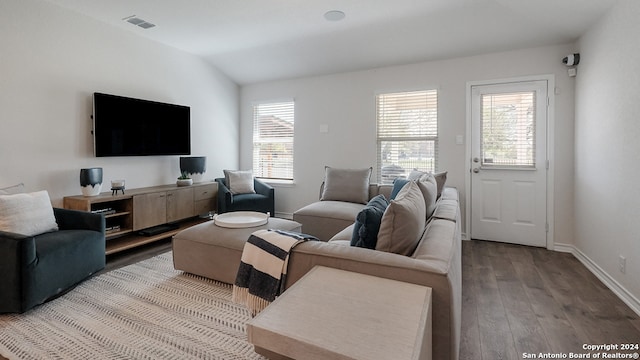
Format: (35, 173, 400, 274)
(470, 80, 548, 247)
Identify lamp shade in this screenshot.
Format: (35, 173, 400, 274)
(179, 156, 206, 183)
(80, 168, 103, 196)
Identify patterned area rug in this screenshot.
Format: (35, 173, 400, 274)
(0, 252, 265, 360)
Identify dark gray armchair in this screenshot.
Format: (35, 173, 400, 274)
(215, 177, 275, 216)
(0, 208, 105, 313)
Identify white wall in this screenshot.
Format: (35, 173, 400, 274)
(0, 0, 239, 206)
(241, 44, 576, 242)
(575, 0, 640, 306)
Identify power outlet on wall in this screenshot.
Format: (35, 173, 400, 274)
(619, 255, 626, 274)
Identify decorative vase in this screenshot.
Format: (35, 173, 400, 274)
(80, 168, 103, 196)
(179, 156, 206, 183)
(177, 178, 193, 187)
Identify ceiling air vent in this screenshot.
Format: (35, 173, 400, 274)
(123, 15, 155, 29)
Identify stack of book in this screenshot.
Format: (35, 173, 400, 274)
(92, 208, 117, 215)
(105, 225, 121, 234)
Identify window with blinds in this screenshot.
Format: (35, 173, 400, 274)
(376, 90, 438, 184)
(252, 101, 294, 180)
(480, 91, 535, 167)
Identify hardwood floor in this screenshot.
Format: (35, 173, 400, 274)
(460, 239, 640, 359)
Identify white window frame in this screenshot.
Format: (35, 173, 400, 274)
(252, 101, 295, 181)
(376, 89, 438, 184)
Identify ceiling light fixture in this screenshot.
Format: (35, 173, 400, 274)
(122, 15, 156, 29)
(324, 10, 345, 22)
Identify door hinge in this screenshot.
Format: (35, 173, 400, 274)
(547, 97, 550, 107)
(546, 160, 550, 170)
(545, 223, 549, 233)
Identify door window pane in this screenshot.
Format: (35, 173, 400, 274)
(481, 92, 536, 167)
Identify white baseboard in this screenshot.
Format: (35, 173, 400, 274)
(554, 242, 640, 317)
(553, 243, 574, 254)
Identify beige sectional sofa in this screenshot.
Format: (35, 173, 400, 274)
(173, 170, 461, 360)
(292, 183, 461, 360)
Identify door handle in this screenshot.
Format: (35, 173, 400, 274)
(473, 168, 480, 173)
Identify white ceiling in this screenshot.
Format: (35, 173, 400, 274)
(44, 0, 617, 85)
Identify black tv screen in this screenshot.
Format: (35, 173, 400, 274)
(93, 92, 191, 157)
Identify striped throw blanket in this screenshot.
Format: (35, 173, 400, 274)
(232, 229, 316, 316)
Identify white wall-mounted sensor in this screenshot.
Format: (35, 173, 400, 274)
(562, 53, 580, 66)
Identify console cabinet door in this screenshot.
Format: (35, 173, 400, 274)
(167, 187, 195, 222)
(133, 192, 167, 230)
(194, 183, 217, 215)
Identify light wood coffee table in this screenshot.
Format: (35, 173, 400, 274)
(247, 266, 432, 360)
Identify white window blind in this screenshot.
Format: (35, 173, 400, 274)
(252, 101, 294, 180)
(480, 91, 535, 167)
(376, 90, 438, 184)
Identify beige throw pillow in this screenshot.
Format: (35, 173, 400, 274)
(320, 167, 372, 204)
(376, 181, 426, 256)
(223, 170, 256, 194)
(433, 171, 447, 198)
(0, 190, 59, 236)
(407, 170, 447, 198)
(417, 174, 438, 219)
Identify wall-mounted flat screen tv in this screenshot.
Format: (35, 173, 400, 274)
(93, 92, 191, 157)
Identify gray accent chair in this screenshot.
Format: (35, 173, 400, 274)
(0, 208, 105, 313)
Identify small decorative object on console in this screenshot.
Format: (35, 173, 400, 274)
(80, 168, 103, 197)
(177, 172, 193, 187)
(111, 179, 125, 195)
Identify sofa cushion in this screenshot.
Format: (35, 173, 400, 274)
(329, 223, 356, 241)
(223, 170, 256, 194)
(350, 194, 389, 249)
(376, 181, 426, 256)
(329, 240, 351, 246)
(0, 191, 58, 237)
(440, 187, 458, 201)
(293, 201, 365, 241)
(432, 199, 458, 222)
(320, 167, 372, 204)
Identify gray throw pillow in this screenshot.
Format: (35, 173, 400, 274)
(433, 171, 447, 198)
(417, 174, 437, 219)
(407, 170, 447, 198)
(320, 167, 372, 204)
(376, 181, 426, 256)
